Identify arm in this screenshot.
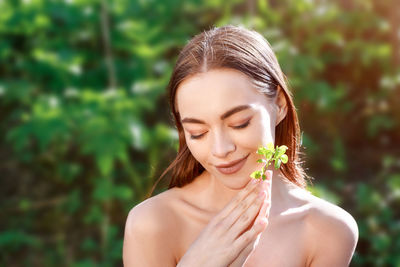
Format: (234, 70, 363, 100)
(123, 202, 176, 267)
(307, 205, 359, 267)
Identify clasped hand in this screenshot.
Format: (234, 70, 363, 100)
(177, 171, 272, 267)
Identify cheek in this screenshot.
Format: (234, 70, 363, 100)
(237, 116, 274, 149)
(258, 109, 275, 145)
(186, 139, 208, 164)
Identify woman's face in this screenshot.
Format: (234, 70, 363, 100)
(176, 68, 284, 189)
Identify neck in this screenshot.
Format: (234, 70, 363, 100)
(197, 170, 296, 217)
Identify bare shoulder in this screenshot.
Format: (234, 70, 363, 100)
(123, 189, 181, 267)
(292, 187, 359, 266)
(125, 189, 180, 234)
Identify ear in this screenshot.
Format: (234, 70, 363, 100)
(275, 85, 288, 126)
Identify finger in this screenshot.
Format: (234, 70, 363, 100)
(231, 218, 268, 259)
(228, 175, 270, 247)
(221, 179, 266, 232)
(254, 173, 272, 225)
(254, 196, 270, 226)
(229, 234, 261, 267)
(227, 189, 266, 240)
(213, 178, 261, 222)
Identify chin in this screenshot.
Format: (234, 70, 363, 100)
(218, 174, 251, 190)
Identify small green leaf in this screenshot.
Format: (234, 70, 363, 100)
(266, 142, 274, 150)
(274, 159, 281, 169)
(264, 151, 274, 160)
(275, 145, 288, 158)
(257, 147, 267, 155)
(280, 154, 288, 163)
(250, 170, 262, 179)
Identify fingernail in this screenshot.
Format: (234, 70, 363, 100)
(258, 190, 266, 198)
(261, 180, 269, 189)
(259, 217, 268, 227)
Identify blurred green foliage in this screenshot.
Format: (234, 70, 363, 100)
(0, 0, 399, 266)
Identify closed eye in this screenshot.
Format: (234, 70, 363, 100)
(189, 120, 251, 140)
(190, 132, 207, 140)
(232, 119, 251, 129)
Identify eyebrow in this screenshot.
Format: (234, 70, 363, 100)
(181, 104, 251, 124)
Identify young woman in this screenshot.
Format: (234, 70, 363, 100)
(123, 25, 358, 267)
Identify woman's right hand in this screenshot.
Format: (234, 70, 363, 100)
(177, 171, 272, 267)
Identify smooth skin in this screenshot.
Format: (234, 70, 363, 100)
(123, 68, 358, 267)
(124, 174, 271, 267)
(177, 177, 271, 267)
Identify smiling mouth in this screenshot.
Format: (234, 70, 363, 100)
(215, 154, 250, 175)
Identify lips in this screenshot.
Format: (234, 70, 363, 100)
(215, 154, 250, 175)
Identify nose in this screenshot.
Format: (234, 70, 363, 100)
(211, 129, 236, 158)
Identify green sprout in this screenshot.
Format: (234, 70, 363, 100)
(250, 142, 289, 180)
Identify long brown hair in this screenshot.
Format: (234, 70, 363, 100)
(151, 25, 307, 196)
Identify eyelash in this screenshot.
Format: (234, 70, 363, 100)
(190, 120, 251, 140)
(232, 120, 251, 129)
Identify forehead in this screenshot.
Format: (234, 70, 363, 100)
(176, 68, 267, 116)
